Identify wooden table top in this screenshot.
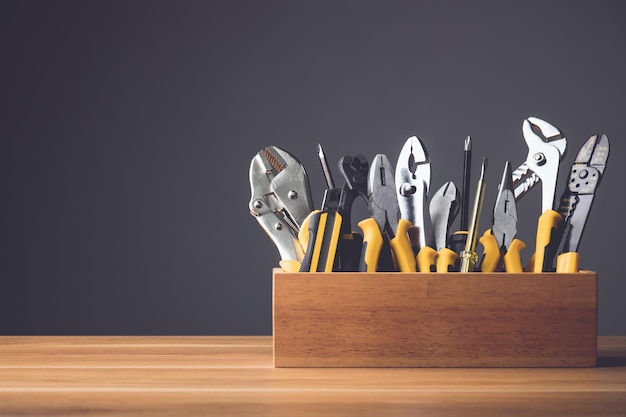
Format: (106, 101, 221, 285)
(1, 336, 625, 416)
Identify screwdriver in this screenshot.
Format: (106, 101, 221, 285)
(448, 136, 472, 265)
(297, 145, 344, 272)
(459, 157, 487, 272)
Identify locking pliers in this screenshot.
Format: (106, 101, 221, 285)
(512, 117, 567, 212)
(249, 146, 314, 261)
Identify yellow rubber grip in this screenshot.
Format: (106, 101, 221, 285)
(416, 246, 438, 272)
(320, 211, 343, 272)
(390, 219, 417, 272)
(436, 248, 458, 273)
(279, 259, 301, 273)
(298, 210, 318, 251)
(478, 230, 500, 272)
(533, 209, 563, 273)
(556, 252, 580, 273)
(357, 217, 384, 272)
(503, 238, 525, 273)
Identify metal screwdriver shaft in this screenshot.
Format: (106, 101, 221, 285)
(460, 136, 472, 231)
(460, 157, 487, 272)
(317, 144, 335, 189)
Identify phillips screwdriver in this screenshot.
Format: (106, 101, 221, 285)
(459, 157, 487, 272)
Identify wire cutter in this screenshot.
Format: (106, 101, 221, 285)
(395, 136, 431, 251)
(359, 154, 416, 272)
(336, 155, 370, 271)
(511, 117, 567, 272)
(479, 161, 526, 272)
(248, 146, 314, 263)
(546, 134, 610, 272)
(416, 181, 460, 272)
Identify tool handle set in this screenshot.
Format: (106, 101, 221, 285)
(249, 116, 609, 274)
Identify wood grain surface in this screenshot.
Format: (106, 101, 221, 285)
(274, 271, 597, 367)
(0, 336, 625, 416)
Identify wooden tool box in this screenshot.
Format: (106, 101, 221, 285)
(272, 269, 597, 367)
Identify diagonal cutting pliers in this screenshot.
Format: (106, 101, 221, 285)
(479, 161, 526, 272)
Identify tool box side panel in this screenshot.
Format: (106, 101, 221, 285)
(272, 270, 597, 367)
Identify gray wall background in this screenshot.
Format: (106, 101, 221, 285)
(1, 0, 624, 335)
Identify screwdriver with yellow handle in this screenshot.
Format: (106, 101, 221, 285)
(298, 188, 343, 272)
(478, 161, 526, 273)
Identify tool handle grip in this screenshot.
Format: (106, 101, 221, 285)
(298, 210, 323, 272)
(416, 246, 438, 272)
(478, 230, 500, 272)
(390, 219, 418, 272)
(357, 218, 383, 272)
(436, 248, 458, 272)
(556, 252, 580, 273)
(336, 232, 363, 272)
(533, 209, 563, 272)
(279, 260, 301, 273)
(503, 238, 526, 273)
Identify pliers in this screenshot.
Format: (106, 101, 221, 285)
(395, 136, 431, 251)
(547, 133, 610, 272)
(416, 181, 460, 272)
(479, 161, 526, 272)
(336, 155, 370, 271)
(298, 153, 370, 272)
(512, 117, 567, 213)
(248, 146, 314, 262)
(359, 154, 416, 272)
(511, 117, 567, 272)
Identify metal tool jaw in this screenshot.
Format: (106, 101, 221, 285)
(395, 136, 431, 248)
(249, 146, 314, 261)
(492, 161, 518, 251)
(337, 155, 369, 234)
(512, 117, 567, 213)
(428, 181, 460, 251)
(368, 154, 400, 236)
(555, 134, 609, 253)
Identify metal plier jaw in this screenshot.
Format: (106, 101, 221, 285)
(492, 161, 518, 251)
(512, 117, 567, 213)
(556, 133, 609, 253)
(249, 146, 314, 261)
(428, 181, 460, 251)
(369, 154, 400, 235)
(395, 136, 431, 248)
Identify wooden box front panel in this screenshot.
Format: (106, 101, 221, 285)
(273, 270, 597, 368)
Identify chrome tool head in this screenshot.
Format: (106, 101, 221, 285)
(395, 136, 431, 248)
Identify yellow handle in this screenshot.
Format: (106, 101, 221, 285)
(279, 260, 301, 272)
(478, 230, 500, 272)
(533, 209, 563, 273)
(320, 211, 342, 272)
(556, 252, 580, 273)
(436, 248, 458, 272)
(357, 217, 384, 272)
(416, 246, 438, 272)
(503, 238, 526, 273)
(390, 219, 417, 272)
